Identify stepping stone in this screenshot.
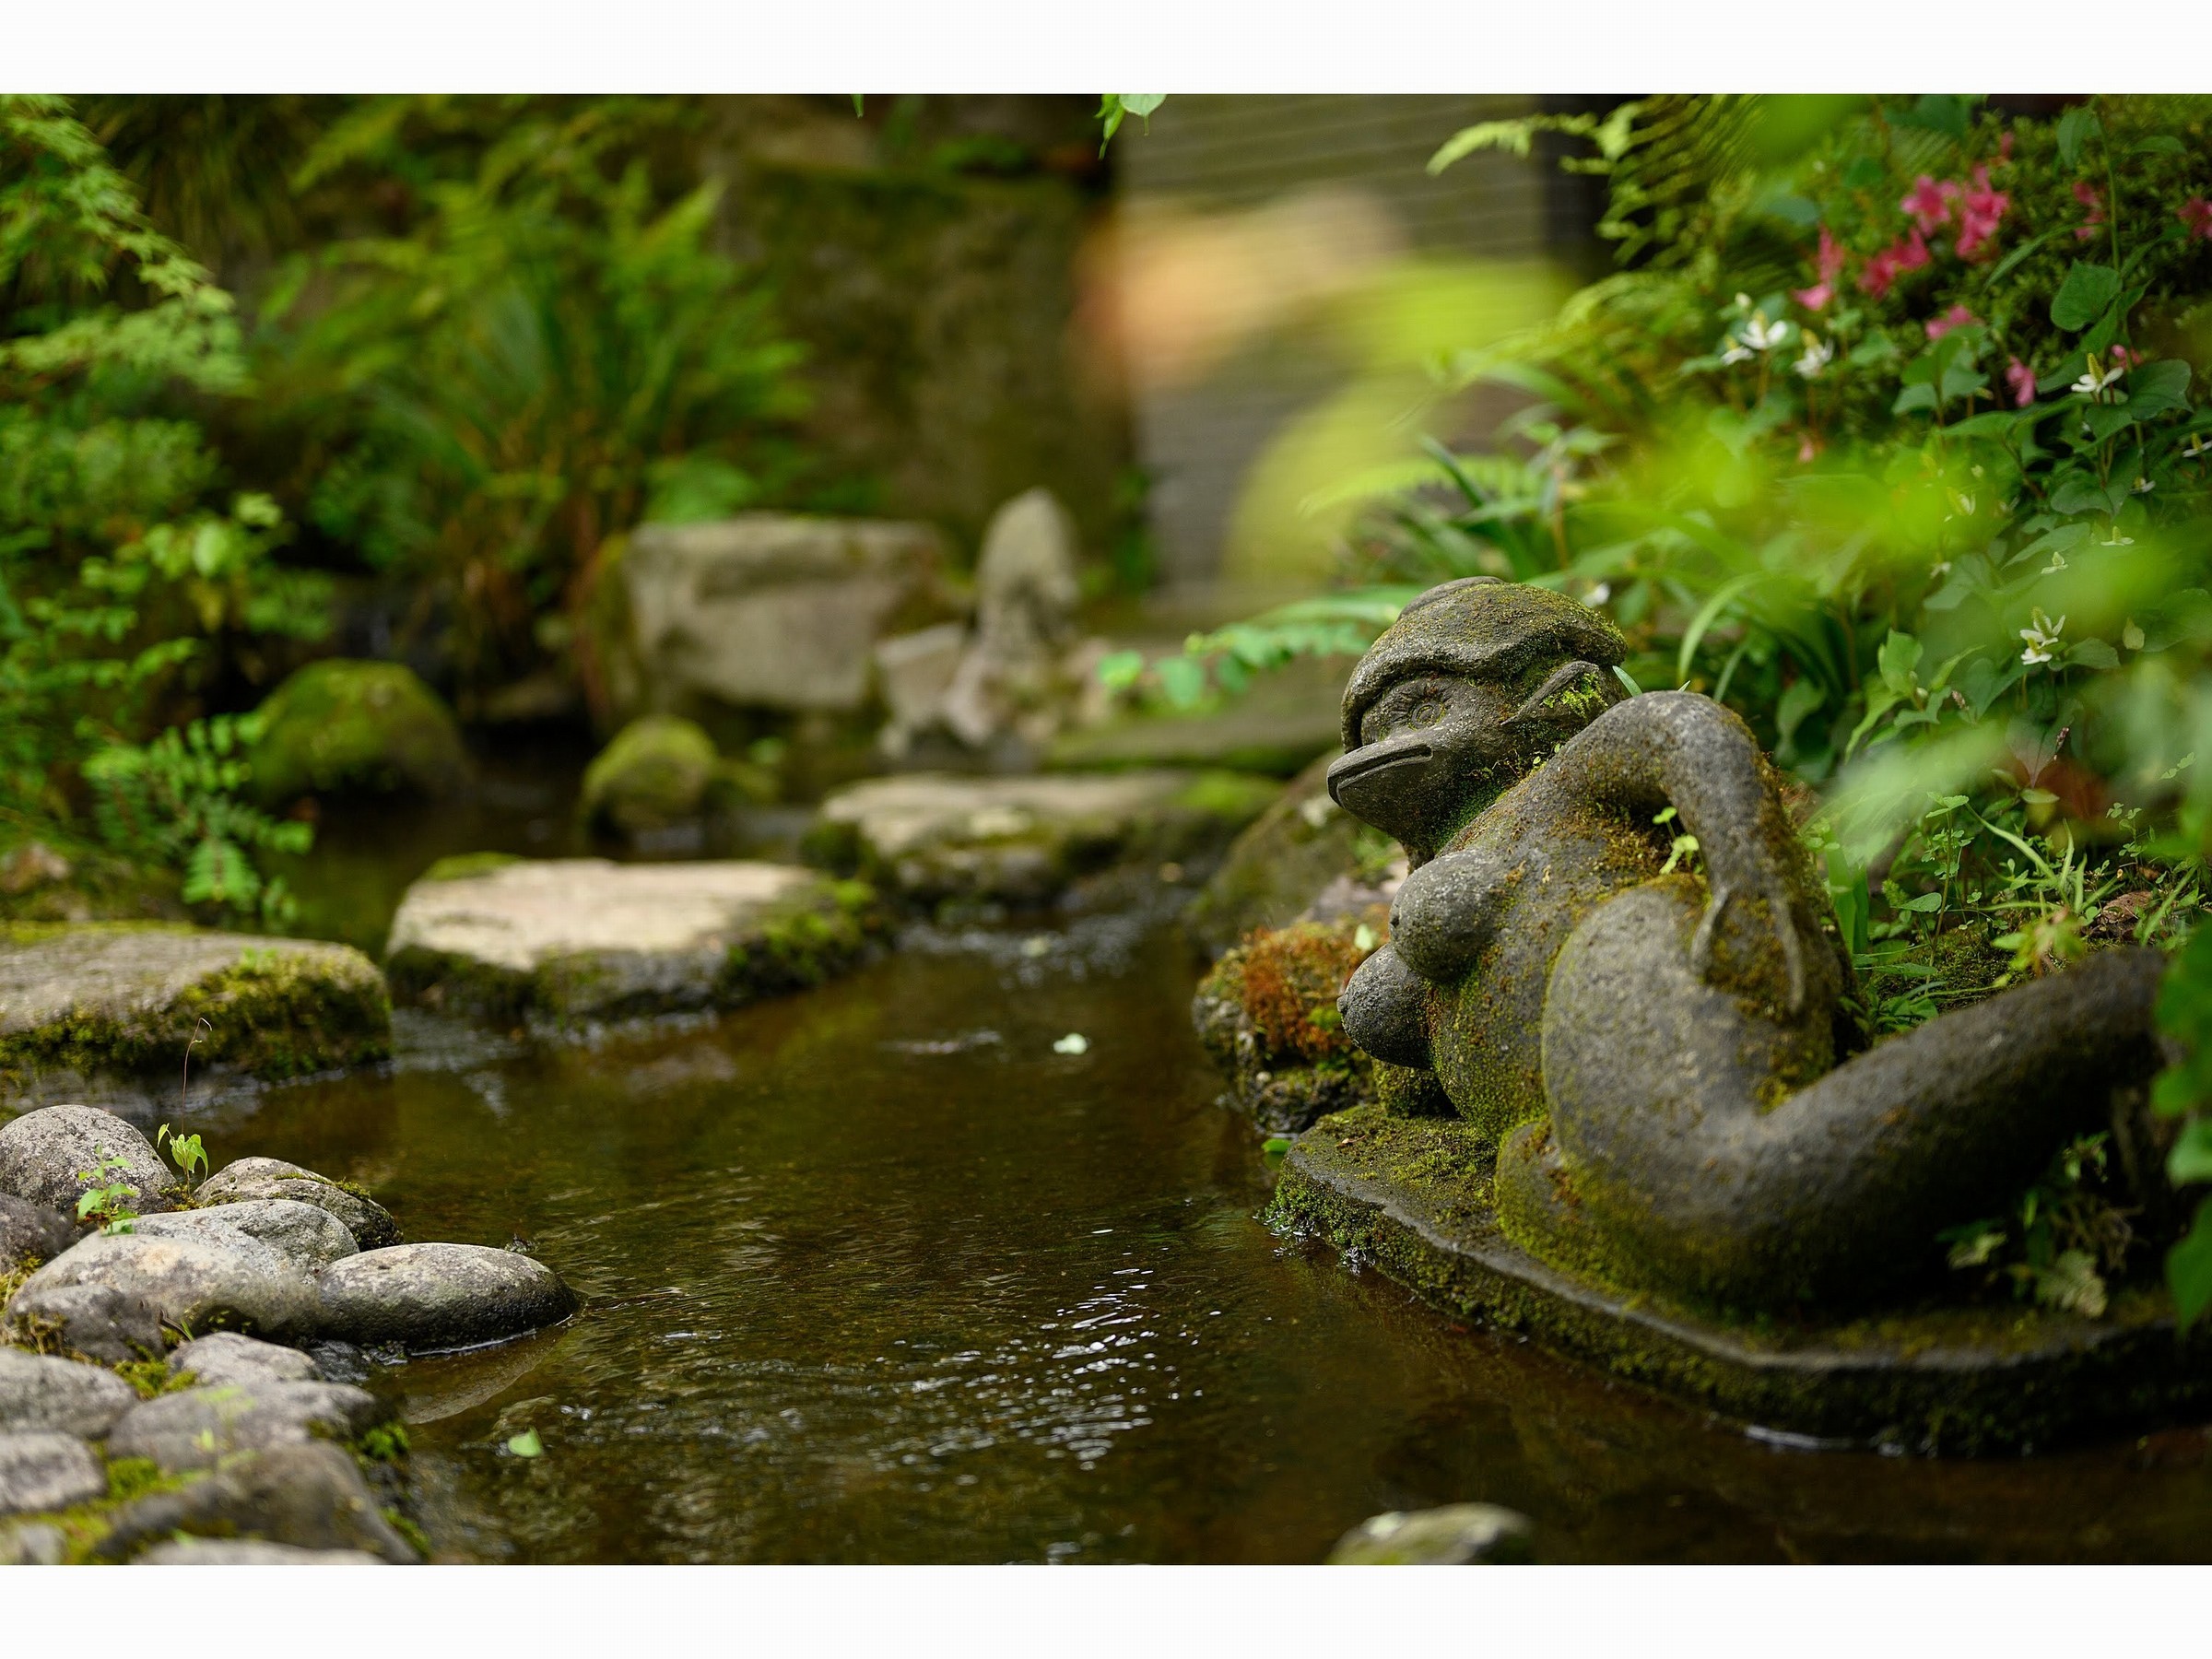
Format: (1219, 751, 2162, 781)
(384, 858, 879, 1024)
(0, 924, 391, 1092)
(806, 770, 1279, 906)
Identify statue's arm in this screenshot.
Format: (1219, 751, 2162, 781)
(1549, 692, 1817, 1014)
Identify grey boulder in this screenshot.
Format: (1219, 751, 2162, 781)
(0, 1520, 65, 1563)
(196, 1158, 399, 1250)
(0, 1193, 76, 1273)
(0, 1104, 173, 1218)
(135, 1537, 384, 1565)
(1327, 1503, 1535, 1565)
(0, 1347, 136, 1437)
(92, 1441, 418, 1563)
(0, 1429, 104, 1516)
(168, 1331, 322, 1389)
(4, 1280, 165, 1364)
(108, 1378, 387, 1474)
(316, 1243, 578, 1352)
(129, 1198, 359, 1271)
(14, 1230, 318, 1342)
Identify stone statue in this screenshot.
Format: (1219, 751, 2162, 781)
(1326, 577, 2166, 1311)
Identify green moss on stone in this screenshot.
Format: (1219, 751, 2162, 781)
(421, 851, 523, 883)
(249, 659, 469, 806)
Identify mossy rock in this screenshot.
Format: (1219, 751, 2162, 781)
(578, 715, 774, 837)
(0, 923, 393, 1091)
(1193, 918, 1382, 1134)
(384, 858, 883, 1026)
(248, 660, 469, 807)
(806, 768, 1279, 908)
(1268, 1106, 2212, 1453)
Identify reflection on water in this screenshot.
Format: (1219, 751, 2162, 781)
(206, 909, 2212, 1564)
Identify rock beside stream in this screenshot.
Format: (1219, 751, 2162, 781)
(108, 1378, 388, 1473)
(135, 1537, 385, 1565)
(0, 1347, 136, 1437)
(0, 1430, 104, 1516)
(0, 1103, 174, 1216)
(1328, 1503, 1535, 1565)
(196, 1158, 400, 1251)
(4, 1282, 164, 1364)
(805, 770, 1279, 909)
(0, 1193, 80, 1272)
(91, 1441, 419, 1563)
(168, 1331, 323, 1387)
(385, 857, 881, 1024)
(0, 924, 392, 1095)
(12, 1230, 321, 1343)
(316, 1243, 578, 1354)
(248, 658, 470, 807)
(128, 1197, 359, 1271)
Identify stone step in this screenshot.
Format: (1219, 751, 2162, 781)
(804, 769, 1280, 907)
(384, 856, 880, 1024)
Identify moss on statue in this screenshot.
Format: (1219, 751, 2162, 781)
(248, 659, 470, 807)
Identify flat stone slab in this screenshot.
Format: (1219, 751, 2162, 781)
(0, 923, 390, 1087)
(385, 858, 878, 1024)
(807, 770, 1279, 905)
(1271, 1106, 2212, 1453)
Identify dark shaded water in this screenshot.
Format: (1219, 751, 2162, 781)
(192, 886, 2212, 1564)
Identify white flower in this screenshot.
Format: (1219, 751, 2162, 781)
(2042, 550, 2069, 575)
(1794, 334, 1833, 379)
(1741, 311, 1791, 352)
(2019, 608, 2066, 667)
(1929, 559, 1952, 579)
(2133, 476, 2156, 495)
(1717, 338, 1754, 367)
(2185, 433, 2212, 460)
(1954, 493, 1977, 516)
(2098, 528, 2136, 547)
(1584, 582, 1611, 606)
(2072, 354, 2124, 400)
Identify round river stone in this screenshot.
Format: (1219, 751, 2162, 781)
(315, 1243, 578, 1352)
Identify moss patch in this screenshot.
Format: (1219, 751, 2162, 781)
(248, 658, 469, 807)
(422, 851, 524, 883)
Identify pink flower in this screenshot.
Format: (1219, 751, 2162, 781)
(1797, 433, 1821, 464)
(2006, 358, 2037, 406)
(2110, 344, 2143, 371)
(1859, 229, 1931, 300)
(1900, 175, 1961, 233)
(1955, 166, 2010, 259)
(1794, 226, 1848, 312)
(2075, 181, 2107, 241)
(1925, 304, 1980, 341)
(2182, 196, 2212, 241)
(1997, 130, 2015, 161)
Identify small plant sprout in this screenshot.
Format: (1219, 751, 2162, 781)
(75, 1150, 139, 1234)
(156, 1124, 208, 1193)
(1653, 806, 1700, 876)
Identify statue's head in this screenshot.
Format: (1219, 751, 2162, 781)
(1327, 577, 1629, 858)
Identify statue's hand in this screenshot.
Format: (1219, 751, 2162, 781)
(1388, 847, 1509, 985)
(1688, 876, 1808, 1017)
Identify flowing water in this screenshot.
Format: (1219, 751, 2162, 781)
(166, 793, 2212, 1561)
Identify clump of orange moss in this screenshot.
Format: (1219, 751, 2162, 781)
(1228, 920, 1374, 1066)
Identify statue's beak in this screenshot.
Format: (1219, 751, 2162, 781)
(1326, 735, 1437, 839)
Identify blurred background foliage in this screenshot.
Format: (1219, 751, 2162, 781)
(1131, 94, 2212, 1321)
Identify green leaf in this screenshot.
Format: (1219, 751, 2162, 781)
(506, 1430, 543, 1457)
(2056, 106, 2103, 168)
(1877, 630, 1922, 698)
(2135, 135, 2186, 155)
(2168, 1197, 2212, 1327)
(2125, 359, 2193, 418)
(2050, 262, 2121, 332)
(2170, 1117, 2212, 1186)
(2066, 638, 2120, 671)
(2035, 1249, 2107, 1318)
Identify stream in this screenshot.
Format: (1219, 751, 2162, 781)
(190, 777, 2212, 1562)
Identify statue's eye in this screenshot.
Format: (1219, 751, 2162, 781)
(1411, 697, 1445, 727)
